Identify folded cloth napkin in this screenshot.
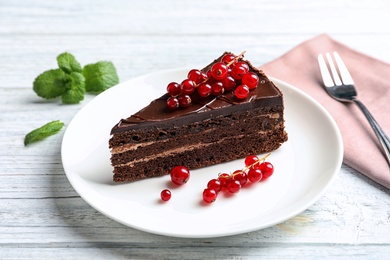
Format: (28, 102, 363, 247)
(260, 34, 390, 189)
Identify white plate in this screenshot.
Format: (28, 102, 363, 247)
(61, 68, 343, 238)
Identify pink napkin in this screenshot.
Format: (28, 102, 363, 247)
(260, 34, 390, 189)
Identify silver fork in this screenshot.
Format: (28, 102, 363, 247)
(318, 52, 390, 166)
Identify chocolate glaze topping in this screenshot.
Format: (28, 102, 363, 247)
(111, 52, 282, 134)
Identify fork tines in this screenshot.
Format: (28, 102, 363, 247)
(318, 52, 354, 87)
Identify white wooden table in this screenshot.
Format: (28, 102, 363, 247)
(1, 0, 390, 259)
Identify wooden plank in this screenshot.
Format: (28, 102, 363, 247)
(1, 245, 389, 260)
(1, 34, 390, 89)
(0, 172, 389, 244)
(1, 0, 389, 35)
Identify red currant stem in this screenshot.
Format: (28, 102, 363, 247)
(226, 51, 246, 67)
(242, 153, 271, 172)
(216, 153, 271, 178)
(175, 51, 248, 94)
(198, 78, 210, 87)
(196, 51, 247, 87)
(231, 170, 244, 178)
(217, 172, 231, 179)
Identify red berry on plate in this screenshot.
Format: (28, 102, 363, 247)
(203, 188, 218, 203)
(226, 179, 241, 193)
(210, 62, 228, 80)
(207, 179, 222, 193)
(258, 162, 274, 179)
(244, 154, 259, 167)
(166, 97, 179, 110)
(241, 72, 259, 90)
(247, 168, 262, 183)
(234, 84, 250, 99)
(167, 82, 181, 97)
(218, 173, 231, 189)
(170, 166, 190, 185)
(232, 170, 247, 186)
(160, 189, 172, 201)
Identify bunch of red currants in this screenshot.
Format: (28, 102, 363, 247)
(166, 51, 260, 110)
(160, 154, 274, 204)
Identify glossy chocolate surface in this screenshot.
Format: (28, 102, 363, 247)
(111, 53, 283, 134)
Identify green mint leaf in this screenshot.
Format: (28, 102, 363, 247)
(57, 52, 82, 74)
(33, 69, 68, 99)
(24, 120, 64, 146)
(61, 72, 86, 104)
(83, 61, 119, 93)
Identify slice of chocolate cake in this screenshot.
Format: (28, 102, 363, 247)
(109, 52, 288, 183)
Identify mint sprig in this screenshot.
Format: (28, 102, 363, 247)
(33, 52, 119, 104)
(57, 52, 83, 74)
(24, 120, 65, 146)
(33, 69, 68, 99)
(62, 72, 86, 104)
(83, 61, 119, 93)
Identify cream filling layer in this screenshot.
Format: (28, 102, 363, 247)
(114, 125, 282, 168)
(111, 127, 213, 154)
(111, 113, 281, 155)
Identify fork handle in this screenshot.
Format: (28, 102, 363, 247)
(353, 99, 390, 166)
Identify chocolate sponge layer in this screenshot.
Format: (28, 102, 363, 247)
(113, 128, 287, 183)
(110, 106, 284, 165)
(111, 105, 287, 183)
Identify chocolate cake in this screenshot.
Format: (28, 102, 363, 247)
(109, 52, 288, 183)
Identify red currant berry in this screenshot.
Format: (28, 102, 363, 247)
(241, 72, 259, 90)
(188, 69, 207, 84)
(234, 84, 250, 99)
(207, 179, 222, 193)
(232, 170, 247, 186)
(218, 173, 231, 189)
(210, 62, 228, 80)
(166, 97, 179, 110)
(180, 79, 196, 95)
(244, 155, 259, 167)
(226, 179, 241, 194)
(221, 75, 236, 91)
(160, 189, 172, 201)
(203, 188, 218, 203)
(177, 94, 192, 108)
(230, 62, 249, 80)
(258, 162, 274, 179)
(211, 81, 224, 96)
(197, 83, 212, 97)
(221, 53, 236, 65)
(206, 69, 213, 79)
(236, 61, 249, 71)
(167, 82, 181, 97)
(247, 168, 262, 183)
(170, 166, 190, 185)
